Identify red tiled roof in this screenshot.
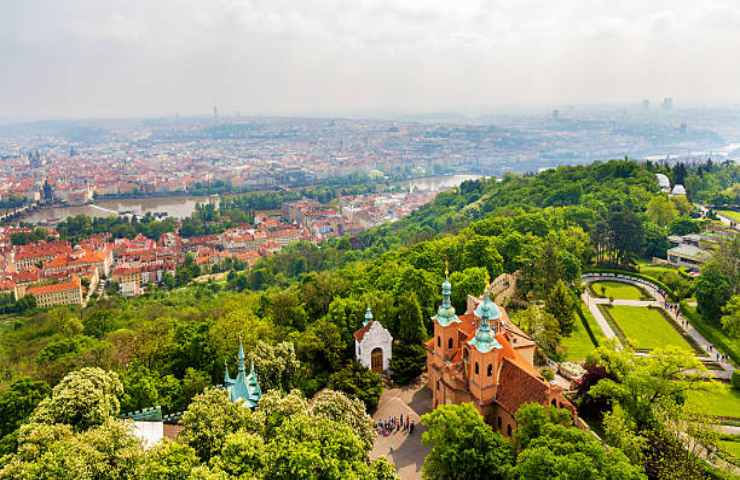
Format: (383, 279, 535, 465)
(495, 357, 549, 415)
(353, 321, 373, 342)
(27, 276, 81, 296)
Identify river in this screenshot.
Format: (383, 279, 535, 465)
(21, 195, 217, 225)
(19, 174, 481, 225)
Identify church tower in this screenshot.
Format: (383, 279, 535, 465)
(433, 269, 460, 360)
(467, 289, 502, 404)
(428, 269, 461, 403)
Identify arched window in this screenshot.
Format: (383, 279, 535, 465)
(551, 399, 557, 407)
(487, 364, 493, 377)
(497, 417, 502, 428)
(448, 338, 453, 349)
(474, 362, 479, 375)
(436, 380, 440, 391)
(506, 425, 512, 436)
(437, 336, 441, 347)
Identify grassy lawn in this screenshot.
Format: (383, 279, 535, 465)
(718, 210, 740, 223)
(590, 280, 651, 301)
(563, 304, 608, 362)
(601, 305, 697, 352)
(720, 440, 740, 460)
(686, 383, 740, 419)
(562, 313, 596, 362)
(636, 261, 682, 279)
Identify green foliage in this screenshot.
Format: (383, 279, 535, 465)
(247, 341, 300, 393)
(721, 295, 740, 337)
(179, 387, 265, 461)
(512, 306, 561, 358)
(421, 403, 513, 480)
(139, 440, 200, 480)
(732, 370, 740, 391)
(310, 389, 375, 450)
(696, 264, 733, 323)
(263, 414, 377, 480)
(390, 343, 427, 385)
(209, 430, 266, 477)
(258, 389, 310, 438)
(327, 361, 383, 412)
(449, 267, 489, 313)
(29, 368, 123, 431)
(0, 378, 50, 453)
(545, 279, 577, 335)
(395, 292, 426, 344)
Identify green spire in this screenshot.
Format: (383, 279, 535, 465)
(225, 340, 262, 408)
(364, 306, 373, 326)
(434, 267, 459, 327)
(224, 359, 233, 385)
(468, 289, 501, 353)
(238, 337, 246, 374)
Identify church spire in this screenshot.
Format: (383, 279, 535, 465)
(434, 263, 459, 327)
(364, 306, 373, 326)
(238, 336, 246, 374)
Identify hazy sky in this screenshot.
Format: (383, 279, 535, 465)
(2, 0, 740, 119)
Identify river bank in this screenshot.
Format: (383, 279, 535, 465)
(15, 174, 482, 225)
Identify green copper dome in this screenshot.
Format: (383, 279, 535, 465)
(474, 290, 500, 321)
(468, 290, 502, 353)
(434, 273, 460, 327)
(364, 306, 373, 326)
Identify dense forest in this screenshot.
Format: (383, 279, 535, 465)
(0, 159, 738, 478)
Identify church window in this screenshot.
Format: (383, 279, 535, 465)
(475, 362, 479, 375)
(436, 380, 440, 391)
(506, 425, 512, 436)
(487, 364, 493, 376)
(497, 416, 502, 428)
(448, 338, 453, 349)
(437, 336, 441, 347)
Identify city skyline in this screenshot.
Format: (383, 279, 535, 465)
(3, 0, 740, 119)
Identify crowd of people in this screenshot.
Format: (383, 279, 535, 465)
(376, 413, 415, 437)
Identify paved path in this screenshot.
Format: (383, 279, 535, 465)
(370, 377, 433, 480)
(581, 291, 619, 344)
(582, 275, 735, 380)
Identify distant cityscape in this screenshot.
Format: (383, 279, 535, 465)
(1, 105, 739, 217)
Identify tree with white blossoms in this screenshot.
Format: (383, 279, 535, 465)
(310, 389, 375, 450)
(0, 368, 143, 480)
(178, 387, 265, 462)
(258, 389, 310, 437)
(28, 367, 124, 431)
(247, 340, 301, 392)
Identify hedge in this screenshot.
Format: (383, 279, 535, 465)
(582, 267, 677, 301)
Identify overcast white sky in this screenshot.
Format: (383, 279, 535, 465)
(2, 0, 740, 119)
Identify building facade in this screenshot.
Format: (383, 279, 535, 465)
(354, 307, 393, 373)
(426, 275, 574, 437)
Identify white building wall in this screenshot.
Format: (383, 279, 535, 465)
(355, 321, 393, 371)
(130, 421, 164, 450)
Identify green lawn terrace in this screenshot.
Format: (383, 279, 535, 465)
(635, 260, 687, 280)
(562, 307, 606, 362)
(719, 439, 740, 463)
(717, 209, 740, 223)
(599, 305, 702, 355)
(687, 383, 740, 421)
(588, 280, 652, 301)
